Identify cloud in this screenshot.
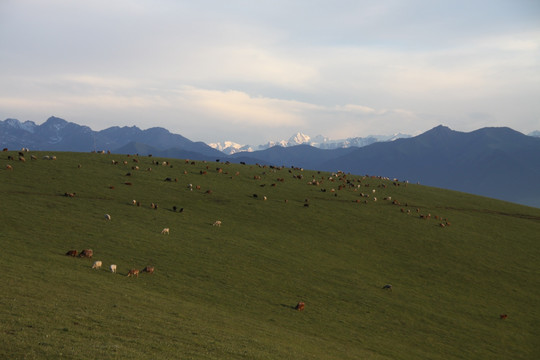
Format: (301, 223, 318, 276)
(1, 0, 540, 143)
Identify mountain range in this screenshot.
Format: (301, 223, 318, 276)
(2, 116, 540, 208)
(209, 132, 411, 154)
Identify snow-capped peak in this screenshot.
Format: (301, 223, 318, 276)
(208, 141, 254, 155)
(210, 132, 411, 154)
(287, 132, 311, 146)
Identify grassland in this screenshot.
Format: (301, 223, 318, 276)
(1, 151, 539, 359)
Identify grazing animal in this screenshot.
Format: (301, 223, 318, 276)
(161, 228, 170, 235)
(213, 220, 222, 227)
(92, 261, 102, 269)
(382, 284, 393, 291)
(127, 269, 139, 277)
(110, 264, 117, 273)
(65, 250, 78, 257)
(141, 266, 155, 274)
(6, 164, 13, 170)
(104, 214, 111, 220)
(78, 249, 93, 258)
(295, 302, 305, 311)
(500, 314, 508, 319)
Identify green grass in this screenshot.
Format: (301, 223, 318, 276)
(1, 151, 539, 359)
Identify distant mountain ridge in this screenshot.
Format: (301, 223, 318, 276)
(2, 116, 540, 207)
(0, 116, 222, 158)
(228, 125, 540, 207)
(209, 132, 412, 154)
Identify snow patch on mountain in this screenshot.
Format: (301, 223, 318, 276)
(5, 118, 38, 133)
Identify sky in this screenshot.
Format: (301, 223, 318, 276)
(1, 0, 539, 145)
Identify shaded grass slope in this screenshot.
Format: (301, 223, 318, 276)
(1, 151, 539, 359)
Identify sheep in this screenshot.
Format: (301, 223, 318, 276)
(6, 164, 13, 170)
(110, 264, 117, 273)
(213, 220, 222, 227)
(500, 314, 508, 319)
(161, 228, 170, 235)
(78, 249, 93, 258)
(104, 214, 111, 220)
(65, 250, 78, 257)
(141, 266, 155, 274)
(92, 261, 103, 269)
(382, 284, 393, 291)
(127, 269, 139, 278)
(295, 302, 305, 311)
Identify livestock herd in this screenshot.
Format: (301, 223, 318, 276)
(4, 147, 456, 313)
(64, 247, 153, 277)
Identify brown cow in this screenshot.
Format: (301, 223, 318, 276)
(127, 269, 139, 277)
(295, 302, 305, 311)
(141, 266, 155, 274)
(78, 249, 93, 258)
(65, 250, 78, 257)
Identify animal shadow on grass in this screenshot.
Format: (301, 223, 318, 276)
(280, 304, 297, 310)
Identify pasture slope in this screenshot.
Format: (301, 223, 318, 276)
(1, 151, 539, 360)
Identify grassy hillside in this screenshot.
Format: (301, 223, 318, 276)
(1, 151, 539, 359)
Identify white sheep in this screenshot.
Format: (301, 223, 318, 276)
(161, 228, 170, 235)
(104, 214, 111, 220)
(92, 261, 102, 269)
(110, 264, 117, 273)
(213, 220, 222, 227)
